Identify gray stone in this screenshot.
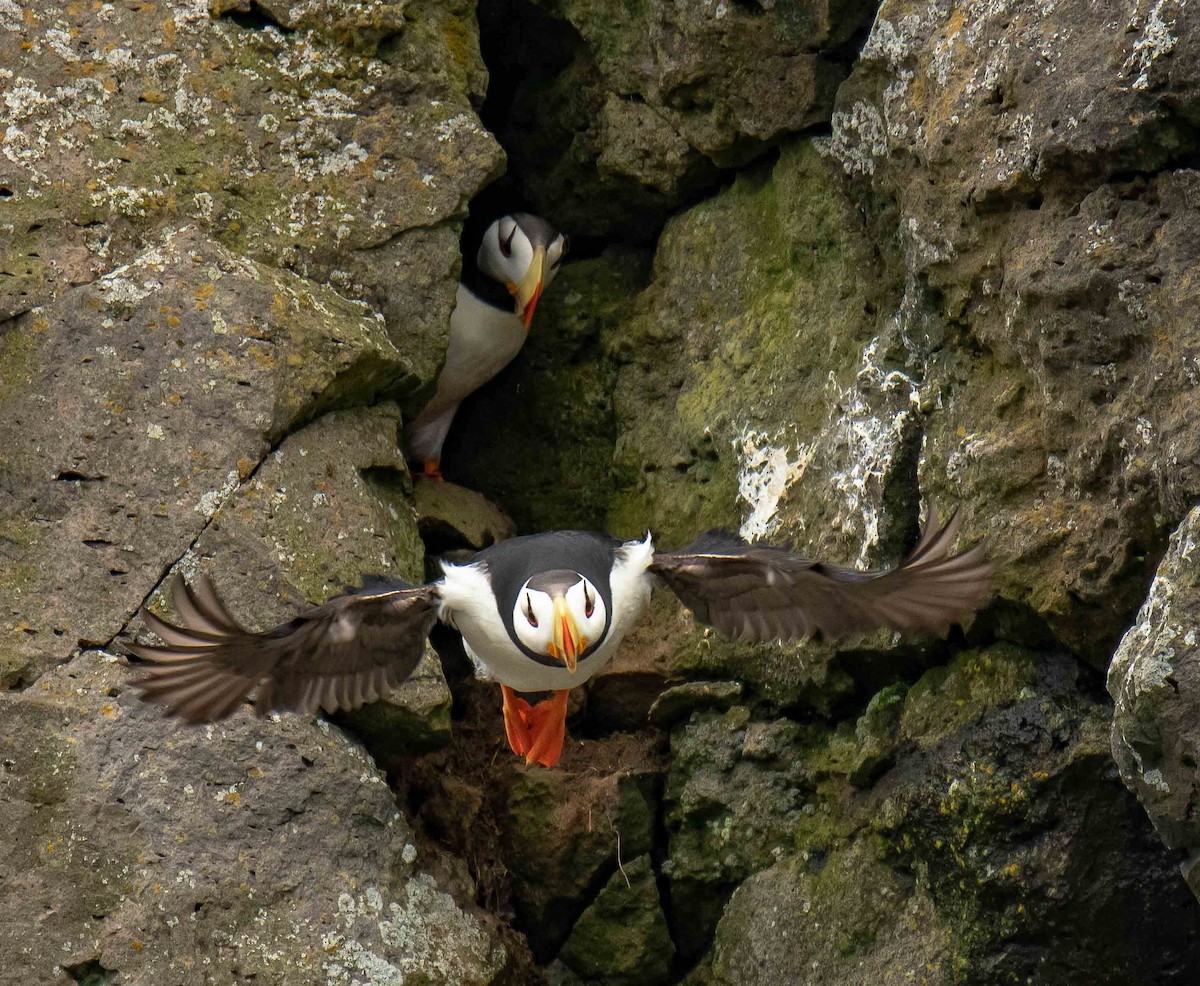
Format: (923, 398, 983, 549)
(336, 645, 454, 759)
(847, 682, 907, 788)
(1109, 505, 1200, 898)
(502, 765, 659, 959)
(663, 707, 808, 959)
(831, 0, 1200, 661)
(127, 400, 453, 757)
(0, 650, 506, 985)
(647, 680, 744, 729)
(671, 648, 1200, 984)
(494, 0, 874, 240)
(0, 0, 502, 333)
(411, 480, 517, 551)
(0, 231, 410, 687)
(710, 844, 951, 986)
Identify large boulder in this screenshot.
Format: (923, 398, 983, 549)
(0, 651, 506, 985)
(143, 399, 452, 756)
(484, 0, 875, 241)
(0, 231, 412, 687)
(674, 647, 1200, 984)
(555, 854, 674, 986)
(830, 0, 1200, 661)
(0, 0, 503, 384)
(595, 137, 942, 712)
(501, 765, 659, 959)
(1109, 505, 1200, 898)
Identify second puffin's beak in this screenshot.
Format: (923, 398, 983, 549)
(514, 246, 546, 329)
(548, 596, 583, 673)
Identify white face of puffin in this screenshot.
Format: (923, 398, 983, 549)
(477, 215, 567, 329)
(511, 574, 606, 672)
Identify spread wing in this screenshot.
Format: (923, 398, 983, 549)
(649, 508, 993, 644)
(126, 573, 442, 724)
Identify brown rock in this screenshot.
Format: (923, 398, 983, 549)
(829, 1, 1200, 660)
(412, 480, 517, 551)
(488, 0, 873, 240)
(0, 0, 502, 379)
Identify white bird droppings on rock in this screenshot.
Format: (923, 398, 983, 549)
(734, 428, 811, 541)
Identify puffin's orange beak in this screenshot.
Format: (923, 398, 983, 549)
(514, 246, 546, 329)
(548, 596, 584, 673)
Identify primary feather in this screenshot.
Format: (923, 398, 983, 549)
(649, 508, 993, 644)
(128, 574, 440, 724)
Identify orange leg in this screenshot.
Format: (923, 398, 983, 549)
(419, 458, 445, 482)
(523, 690, 571, 768)
(501, 685, 533, 758)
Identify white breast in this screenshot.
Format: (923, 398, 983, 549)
(436, 284, 526, 404)
(437, 536, 657, 693)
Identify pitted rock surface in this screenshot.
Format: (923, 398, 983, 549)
(0, 230, 409, 686)
(1110, 506, 1200, 898)
(0, 651, 505, 986)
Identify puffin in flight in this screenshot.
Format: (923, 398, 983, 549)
(404, 213, 567, 481)
(129, 510, 993, 768)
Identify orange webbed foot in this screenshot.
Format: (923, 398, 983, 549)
(501, 685, 534, 757)
(418, 459, 444, 482)
(523, 690, 570, 768)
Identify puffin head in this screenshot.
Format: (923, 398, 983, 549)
(511, 568, 606, 672)
(477, 213, 567, 329)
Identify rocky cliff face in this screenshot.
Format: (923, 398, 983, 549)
(4, 1, 1200, 984)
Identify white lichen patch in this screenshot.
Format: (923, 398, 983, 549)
(196, 469, 242, 519)
(0, 0, 21, 32)
(734, 428, 811, 541)
(945, 431, 995, 482)
(1109, 508, 1200, 810)
(98, 273, 159, 309)
(1123, 0, 1184, 91)
(818, 333, 924, 564)
(434, 113, 484, 143)
(829, 101, 888, 176)
(321, 878, 504, 986)
(860, 13, 927, 69)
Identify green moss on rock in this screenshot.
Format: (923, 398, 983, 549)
(899, 645, 1037, 748)
(502, 765, 659, 959)
(557, 855, 674, 986)
(444, 250, 646, 533)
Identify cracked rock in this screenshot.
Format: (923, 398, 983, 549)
(0, 230, 409, 687)
(1109, 505, 1200, 899)
(0, 0, 502, 361)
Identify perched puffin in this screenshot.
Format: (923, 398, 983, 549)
(404, 213, 567, 481)
(129, 510, 993, 768)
